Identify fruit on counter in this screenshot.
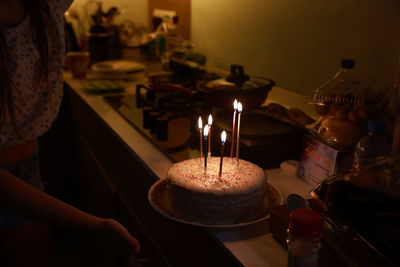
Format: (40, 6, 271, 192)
(328, 104, 340, 115)
(314, 104, 329, 116)
(334, 107, 349, 120)
(357, 106, 368, 119)
(318, 117, 367, 148)
(348, 109, 362, 122)
(313, 101, 382, 123)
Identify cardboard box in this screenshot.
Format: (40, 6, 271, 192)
(297, 133, 354, 187)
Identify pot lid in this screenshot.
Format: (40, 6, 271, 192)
(204, 64, 274, 91)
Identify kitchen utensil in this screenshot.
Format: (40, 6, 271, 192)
(197, 64, 275, 110)
(87, 30, 122, 64)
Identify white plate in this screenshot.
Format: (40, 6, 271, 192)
(148, 179, 283, 228)
(91, 60, 145, 75)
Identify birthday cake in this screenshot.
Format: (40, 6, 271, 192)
(166, 157, 268, 225)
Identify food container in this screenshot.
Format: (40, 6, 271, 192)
(197, 64, 275, 110)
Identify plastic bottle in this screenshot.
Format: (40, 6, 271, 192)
(287, 208, 322, 267)
(164, 16, 184, 54)
(153, 15, 170, 60)
(160, 15, 184, 65)
(354, 120, 392, 168)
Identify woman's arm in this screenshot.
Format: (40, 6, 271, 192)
(0, 168, 140, 254)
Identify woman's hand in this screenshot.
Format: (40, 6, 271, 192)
(97, 218, 141, 255)
(93, 218, 143, 266)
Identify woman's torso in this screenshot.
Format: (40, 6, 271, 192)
(0, 0, 72, 154)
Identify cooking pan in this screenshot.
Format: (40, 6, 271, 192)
(169, 56, 205, 77)
(197, 64, 275, 110)
(167, 51, 207, 77)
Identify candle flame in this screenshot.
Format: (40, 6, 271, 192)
(221, 131, 227, 143)
(198, 117, 203, 130)
(237, 102, 243, 113)
(233, 99, 238, 110)
(203, 125, 209, 137)
(208, 114, 213, 126)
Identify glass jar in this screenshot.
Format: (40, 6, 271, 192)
(287, 208, 322, 267)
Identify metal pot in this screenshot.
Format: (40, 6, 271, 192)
(197, 64, 275, 110)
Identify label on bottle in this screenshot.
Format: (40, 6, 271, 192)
(354, 154, 388, 169)
(288, 251, 319, 267)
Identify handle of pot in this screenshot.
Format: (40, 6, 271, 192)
(226, 64, 250, 87)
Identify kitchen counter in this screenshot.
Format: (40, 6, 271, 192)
(63, 70, 315, 266)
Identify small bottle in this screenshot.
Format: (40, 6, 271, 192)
(154, 16, 169, 60)
(164, 16, 183, 54)
(354, 120, 392, 168)
(287, 208, 322, 267)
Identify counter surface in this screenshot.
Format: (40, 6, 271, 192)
(64, 71, 314, 267)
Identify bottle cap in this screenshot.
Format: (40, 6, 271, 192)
(288, 208, 321, 239)
(341, 59, 355, 69)
(368, 120, 386, 134)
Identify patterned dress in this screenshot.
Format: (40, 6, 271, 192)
(0, 0, 73, 148)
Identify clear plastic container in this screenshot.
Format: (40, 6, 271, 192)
(287, 208, 321, 267)
(310, 59, 356, 107)
(307, 59, 369, 148)
(354, 120, 391, 168)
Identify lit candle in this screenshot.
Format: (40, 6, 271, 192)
(207, 114, 213, 156)
(198, 117, 203, 160)
(219, 131, 227, 177)
(236, 102, 243, 162)
(203, 125, 209, 171)
(230, 99, 238, 158)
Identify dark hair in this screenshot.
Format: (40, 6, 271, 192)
(0, 0, 50, 134)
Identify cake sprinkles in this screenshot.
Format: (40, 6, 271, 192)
(166, 157, 268, 225)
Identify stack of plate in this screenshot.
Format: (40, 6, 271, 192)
(90, 60, 146, 78)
